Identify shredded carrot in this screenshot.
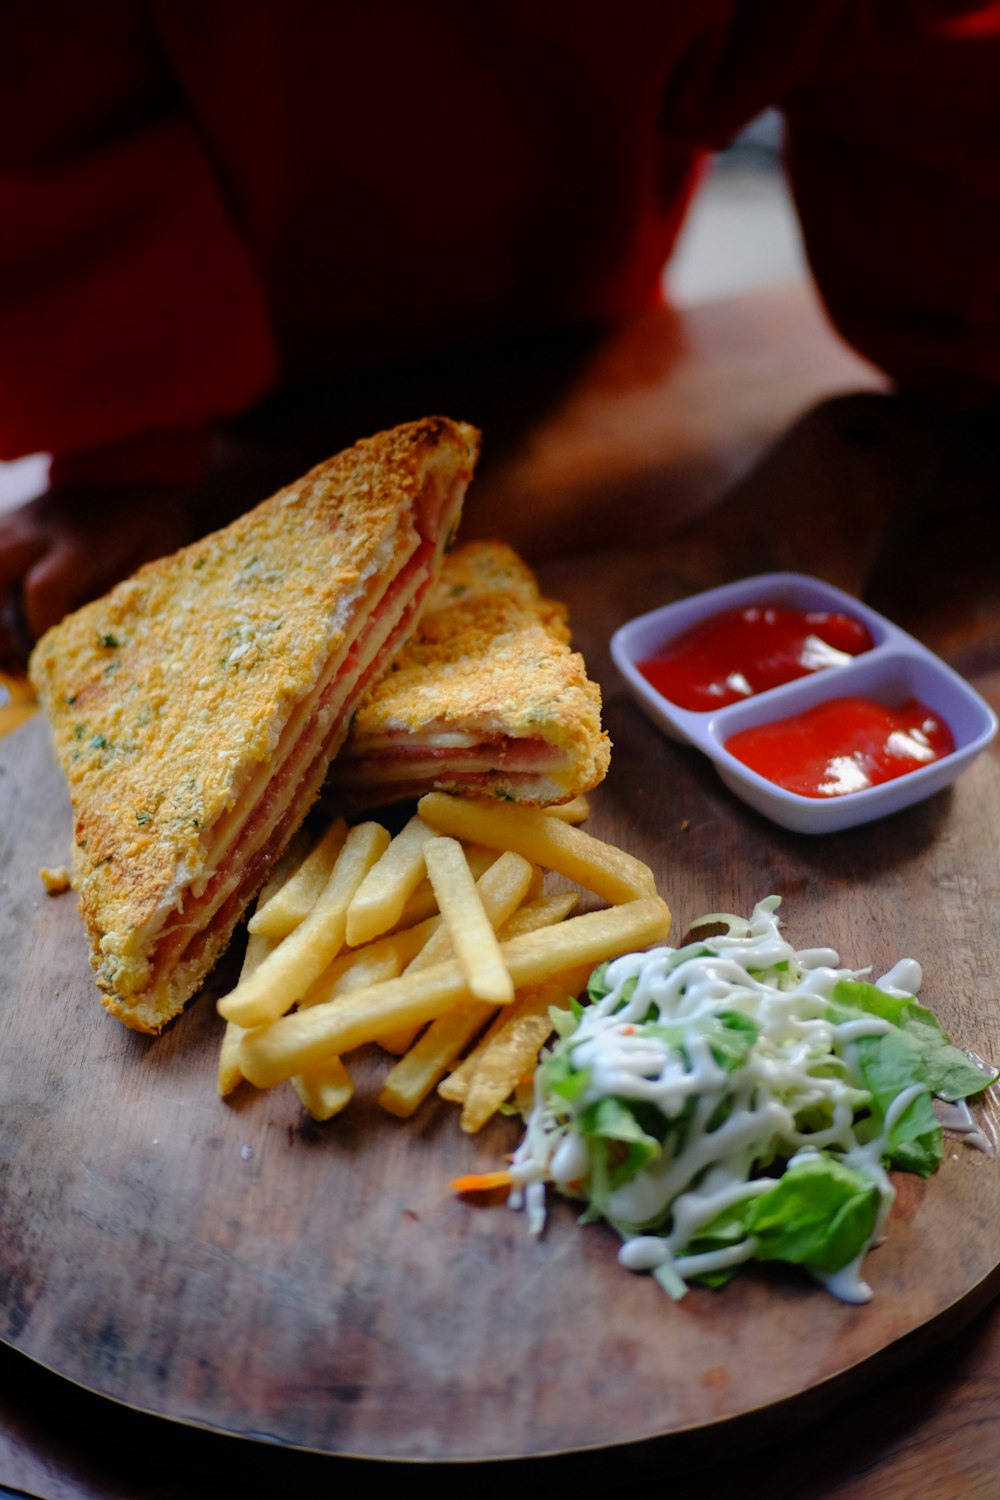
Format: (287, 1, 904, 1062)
(450, 1169, 514, 1193)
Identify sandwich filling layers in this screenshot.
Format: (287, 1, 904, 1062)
(30, 417, 479, 1031)
(326, 540, 611, 812)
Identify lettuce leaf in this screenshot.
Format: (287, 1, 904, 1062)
(641, 1012, 759, 1074)
(688, 1155, 880, 1281)
(576, 1096, 662, 1209)
(831, 980, 994, 1102)
(743, 1154, 881, 1273)
(850, 1027, 943, 1177)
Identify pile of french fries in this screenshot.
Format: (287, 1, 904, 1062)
(217, 792, 671, 1133)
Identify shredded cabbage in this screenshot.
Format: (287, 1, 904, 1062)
(509, 897, 993, 1302)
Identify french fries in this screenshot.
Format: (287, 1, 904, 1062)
(217, 821, 389, 1028)
(217, 933, 275, 1096)
(238, 898, 670, 1089)
(417, 793, 656, 904)
(217, 830, 313, 1096)
(423, 837, 514, 1004)
(248, 818, 348, 938)
(544, 794, 591, 824)
(439, 960, 592, 1126)
(291, 1056, 354, 1121)
(344, 814, 439, 948)
(381, 849, 535, 1058)
(217, 791, 669, 1134)
(304, 917, 439, 1005)
(379, 892, 579, 1119)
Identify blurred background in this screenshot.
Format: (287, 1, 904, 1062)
(665, 112, 803, 305)
(0, 113, 802, 517)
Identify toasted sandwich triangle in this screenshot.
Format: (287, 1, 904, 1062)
(29, 416, 479, 1031)
(326, 539, 611, 811)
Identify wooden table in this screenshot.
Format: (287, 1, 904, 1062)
(3, 282, 1000, 1498)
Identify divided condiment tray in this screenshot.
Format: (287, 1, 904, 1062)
(610, 573, 998, 834)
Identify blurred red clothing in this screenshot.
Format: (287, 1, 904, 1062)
(2, 0, 998, 486)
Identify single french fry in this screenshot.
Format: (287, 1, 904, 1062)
(383, 875, 440, 932)
(248, 818, 349, 937)
(379, 891, 578, 1118)
(345, 815, 440, 948)
(499, 890, 580, 936)
(239, 896, 670, 1089)
(458, 964, 593, 1131)
(380, 1026, 477, 1112)
(436, 1059, 472, 1103)
(379, 843, 500, 933)
(291, 1056, 355, 1121)
(217, 1024, 246, 1097)
(545, 795, 591, 824)
(324, 943, 409, 997)
(217, 821, 391, 1028)
(217, 931, 278, 1095)
(423, 838, 513, 1004)
(461, 1011, 561, 1131)
(217, 834, 311, 1095)
(240, 956, 469, 1090)
(411, 848, 532, 976)
(436, 1057, 472, 1103)
(417, 792, 656, 905)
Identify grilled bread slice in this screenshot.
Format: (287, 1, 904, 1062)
(326, 539, 610, 811)
(29, 417, 479, 1031)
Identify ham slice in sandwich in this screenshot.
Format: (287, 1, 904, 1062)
(325, 540, 611, 813)
(29, 417, 478, 1032)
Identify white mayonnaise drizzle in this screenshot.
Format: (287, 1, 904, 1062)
(509, 895, 953, 1304)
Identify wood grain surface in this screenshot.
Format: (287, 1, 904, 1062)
(2, 548, 998, 1463)
(4, 287, 1000, 1488)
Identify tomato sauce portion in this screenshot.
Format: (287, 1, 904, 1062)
(638, 605, 873, 712)
(725, 696, 955, 799)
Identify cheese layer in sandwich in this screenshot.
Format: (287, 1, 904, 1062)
(29, 417, 479, 1032)
(326, 539, 611, 811)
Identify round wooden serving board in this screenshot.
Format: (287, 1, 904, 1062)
(2, 560, 999, 1462)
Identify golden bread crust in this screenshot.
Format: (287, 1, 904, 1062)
(342, 540, 611, 802)
(29, 417, 479, 1029)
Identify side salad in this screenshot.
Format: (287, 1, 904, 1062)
(508, 896, 995, 1302)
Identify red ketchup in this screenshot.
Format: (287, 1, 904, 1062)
(725, 696, 955, 799)
(638, 605, 873, 711)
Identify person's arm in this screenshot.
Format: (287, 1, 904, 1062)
(0, 3, 280, 647)
(782, 1, 1000, 409)
(0, 2, 277, 481)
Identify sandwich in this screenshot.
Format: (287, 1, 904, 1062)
(29, 416, 479, 1032)
(325, 539, 611, 811)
